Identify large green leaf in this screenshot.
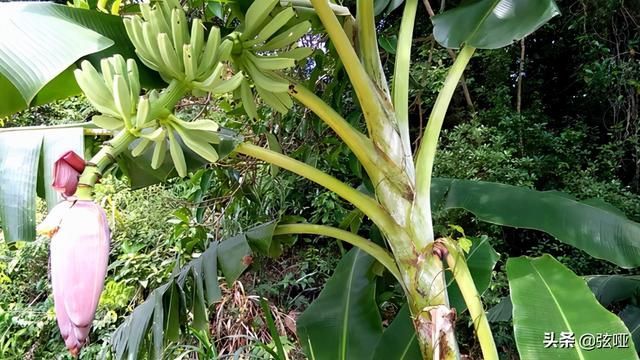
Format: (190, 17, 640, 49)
(431, 178, 640, 268)
(620, 305, 640, 351)
(490, 274, 640, 323)
(297, 248, 383, 360)
(487, 296, 513, 322)
(0, 127, 84, 243)
(585, 275, 640, 307)
(446, 235, 499, 312)
(0, 3, 111, 111)
(0, 3, 162, 117)
(111, 221, 283, 359)
(432, 0, 560, 49)
(373, 304, 421, 360)
(0, 132, 42, 243)
(507, 255, 638, 359)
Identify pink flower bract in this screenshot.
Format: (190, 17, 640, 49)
(52, 151, 86, 197)
(47, 200, 110, 355)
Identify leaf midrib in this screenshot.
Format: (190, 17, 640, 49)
(341, 249, 361, 360)
(465, 0, 502, 45)
(530, 261, 586, 360)
(399, 332, 417, 359)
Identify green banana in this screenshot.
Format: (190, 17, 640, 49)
(135, 96, 151, 128)
(124, 17, 148, 59)
(198, 38, 233, 80)
(157, 33, 184, 79)
(243, 0, 279, 40)
(257, 21, 311, 51)
(110, 55, 128, 82)
(127, 17, 162, 70)
(254, 7, 296, 44)
(192, 63, 224, 91)
(241, 57, 290, 93)
(170, 120, 219, 163)
(151, 129, 167, 169)
(190, 18, 205, 62)
(159, 0, 182, 25)
(139, 3, 152, 21)
(173, 118, 220, 132)
(141, 127, 165, 141)
(208, 71, 244, 94)
(256, 86, 290, 114)
(190, 130, 221, 144)
(247, 52, 295, 70)
(278, 47, 315, 61)
(166, 125, 187, 177)
(183, 44, 198, 81)
(142, 22, 165, 70)
(170, 116, 221, 142)
(149, 7, 171, 37)
(134, 49, 162, 73)
(92, 115, 124, 131)
(171, 8, 189, 62)
(216, 38, 234, 63)
(112, 75, 133, 125)
(100, 58, 115, 92)
(240, 79, 259, 120)
(273, 89, 293, 109)
(126, 59, 140, 107)
(197, 27, 221, 77)
(158, 0, 173, 24)
(74, 61, 119, 117)
(131, 138, 152, 157)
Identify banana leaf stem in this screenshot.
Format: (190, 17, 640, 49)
(393, 0, 419, 158)
(289, 83, 378, 174)
(414, 45, 475, 207)
(235, 142, 400, 235)
(273, 223, 402, 283)
(356, 0, 390, 96)
(441, 238, 498, 360)
(309, 0, 381, 134)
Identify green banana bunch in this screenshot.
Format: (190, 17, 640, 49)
(232, 0, 314, 116)
(74, 55, 144, 131)
(123, 2, 244, 95)
(133, 114, 222, 177)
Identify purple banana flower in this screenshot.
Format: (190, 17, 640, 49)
(39, 200, 110, 356)
(52, 151, 86, 197)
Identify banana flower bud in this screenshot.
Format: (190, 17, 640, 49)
(52, 151, 86, 197)
(40, 200, 110, 356)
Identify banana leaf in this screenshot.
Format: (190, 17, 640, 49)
(297, 248, 383, 360)
(507, 254, 637, 359)
(431, 178, 640, 268)
(111, 220, 282, 359)
(432, 0, 560, 49)
(0, 2, 162, 118)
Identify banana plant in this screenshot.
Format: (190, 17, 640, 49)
(1, 0, 640, 359)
